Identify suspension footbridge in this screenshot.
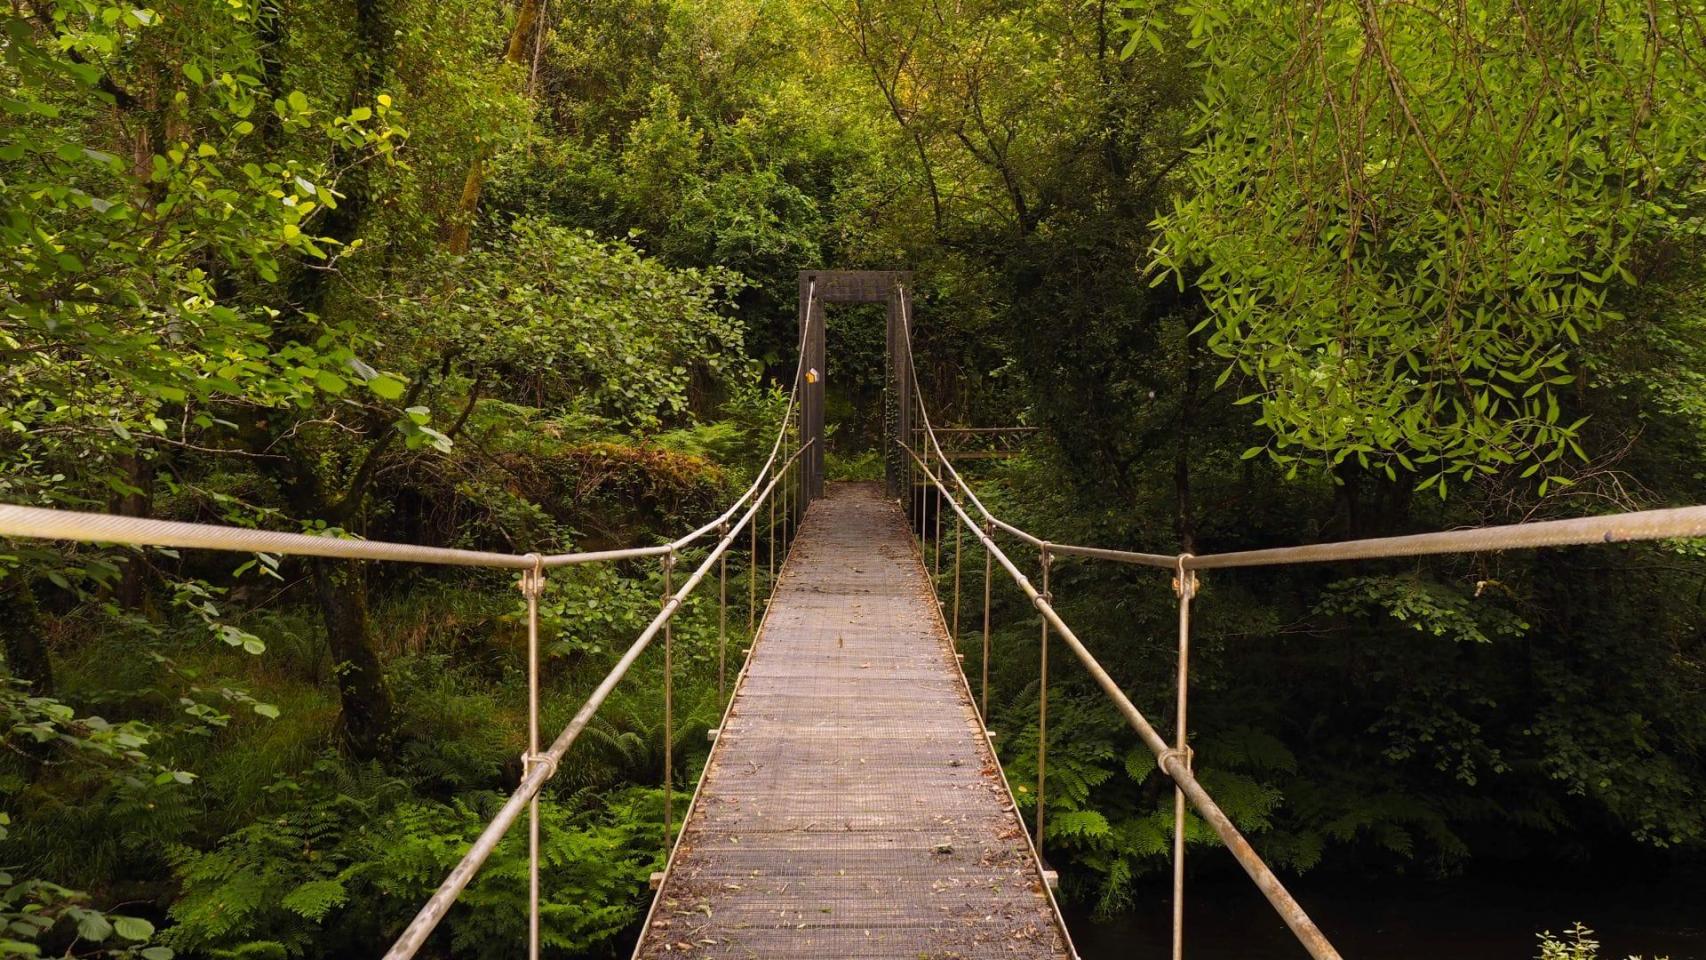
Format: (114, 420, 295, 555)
(635, 482, 1072, 959)
(3, 270, 1705, 960)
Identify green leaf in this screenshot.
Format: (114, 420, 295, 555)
(282, 879, 348, 921)
(76, 911, 113, 942)
(113, 916, 155, 941)
(368, 374, 406, 400)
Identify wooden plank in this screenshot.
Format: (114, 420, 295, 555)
(633, 482, 1073, 960)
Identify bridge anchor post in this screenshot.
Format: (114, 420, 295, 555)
(1035, 546, 1052, 854)
(1170, 556, 1199, 960)
(662, 550, 676, 851)
(517, 557, 548, 960)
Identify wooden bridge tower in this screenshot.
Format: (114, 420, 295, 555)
(796, 270, 914, 504)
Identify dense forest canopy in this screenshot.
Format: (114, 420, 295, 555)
(2, 0, 1704, 957)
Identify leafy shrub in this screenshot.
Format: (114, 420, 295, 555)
(1538, 922, 1668, 960)
(164, 766, 659, 959)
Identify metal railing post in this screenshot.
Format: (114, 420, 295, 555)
(519, 555, 546, 960)
(904, 440, 1342, 960)
(718, 522, 729, 704)
(768, 490, 776, 584)
(662, 549, 675, 847)
(908, 434, 916, 527)
(749, 504, 758, 632)
(951, 511, 963, 637)
(1036, 545, 1052, 853)
(921, 437, 931, 531)
(981, 520, 993, 720)
(18, 439, 810, 960)
(1172, 555, 1198, 960)
(933, 475, 943, 579)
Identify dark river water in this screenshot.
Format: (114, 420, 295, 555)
(1060, 867, 1706, 959)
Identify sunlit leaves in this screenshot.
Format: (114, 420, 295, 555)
(425, 218, 746, 430)
(1145, 0, 1706, 492)
(0, 4, 403, 512)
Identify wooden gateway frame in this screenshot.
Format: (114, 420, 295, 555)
(795, 269, 915, 504)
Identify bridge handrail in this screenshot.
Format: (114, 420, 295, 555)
(900, 440, 1340, 959)
(0, 285, 823, 960)
(898, 300, 1706, 567)
(381, 440, 810, 960)
(893, 290, 1174, 570)
(895, 285, 1706, 960)
(895, 292, 1338, 958)
(0, 437, 814, 960)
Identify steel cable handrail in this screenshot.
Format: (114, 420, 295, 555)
(0, 437, 814, 960)
(900, 440, 1343, 960)
(0, 292, 821, 960)
(895, 283, 1706, 960)
(894, 289, 1175, 568)
(896, 287, 1706, 566)
(904, 356, 1706, 566)
(381, 440, 811, 960)
(653, 281, 817, 557)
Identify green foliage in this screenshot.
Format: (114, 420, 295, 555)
(1314, 575, 1530, 646)
(369, 788, 659, 958)
(4, 0, 1706, 950)
(163, 762, 408, 958)
(427, 217, 747, 430)
(0, 868, 172, 959)
(164, 765, 658, 959)
(825, 449, 884, 482)
(1148, 0, 1706, 492)
(0, 0, 405, 509)
(1538, 922, 1669, 960)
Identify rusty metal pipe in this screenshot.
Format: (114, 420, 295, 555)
(662, 550, 675, 846)
(749, 501, 758, 633)
(982, 521, 993, 720)
(519, 557, 546, 960)
(934, 480, 944, 579)
(718, 523, 729, 704)
(952, 514, 963, 638)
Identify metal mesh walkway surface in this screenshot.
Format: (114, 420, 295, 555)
(634, 482, 1073, 960)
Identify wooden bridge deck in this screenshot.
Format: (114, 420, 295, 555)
(634, 482, 1074, 960)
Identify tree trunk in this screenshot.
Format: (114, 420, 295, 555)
(112, 454, 153, 610)
(442, 0, 543, 253)
(1, 579, 53, 695)
(311, 558, 394, 759)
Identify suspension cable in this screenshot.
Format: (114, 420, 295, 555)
(894, 286, 1706, 960)
(901, 440, 1343, 960)
(381, 440, 809, 960)
(893, 287, 1175, 568)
